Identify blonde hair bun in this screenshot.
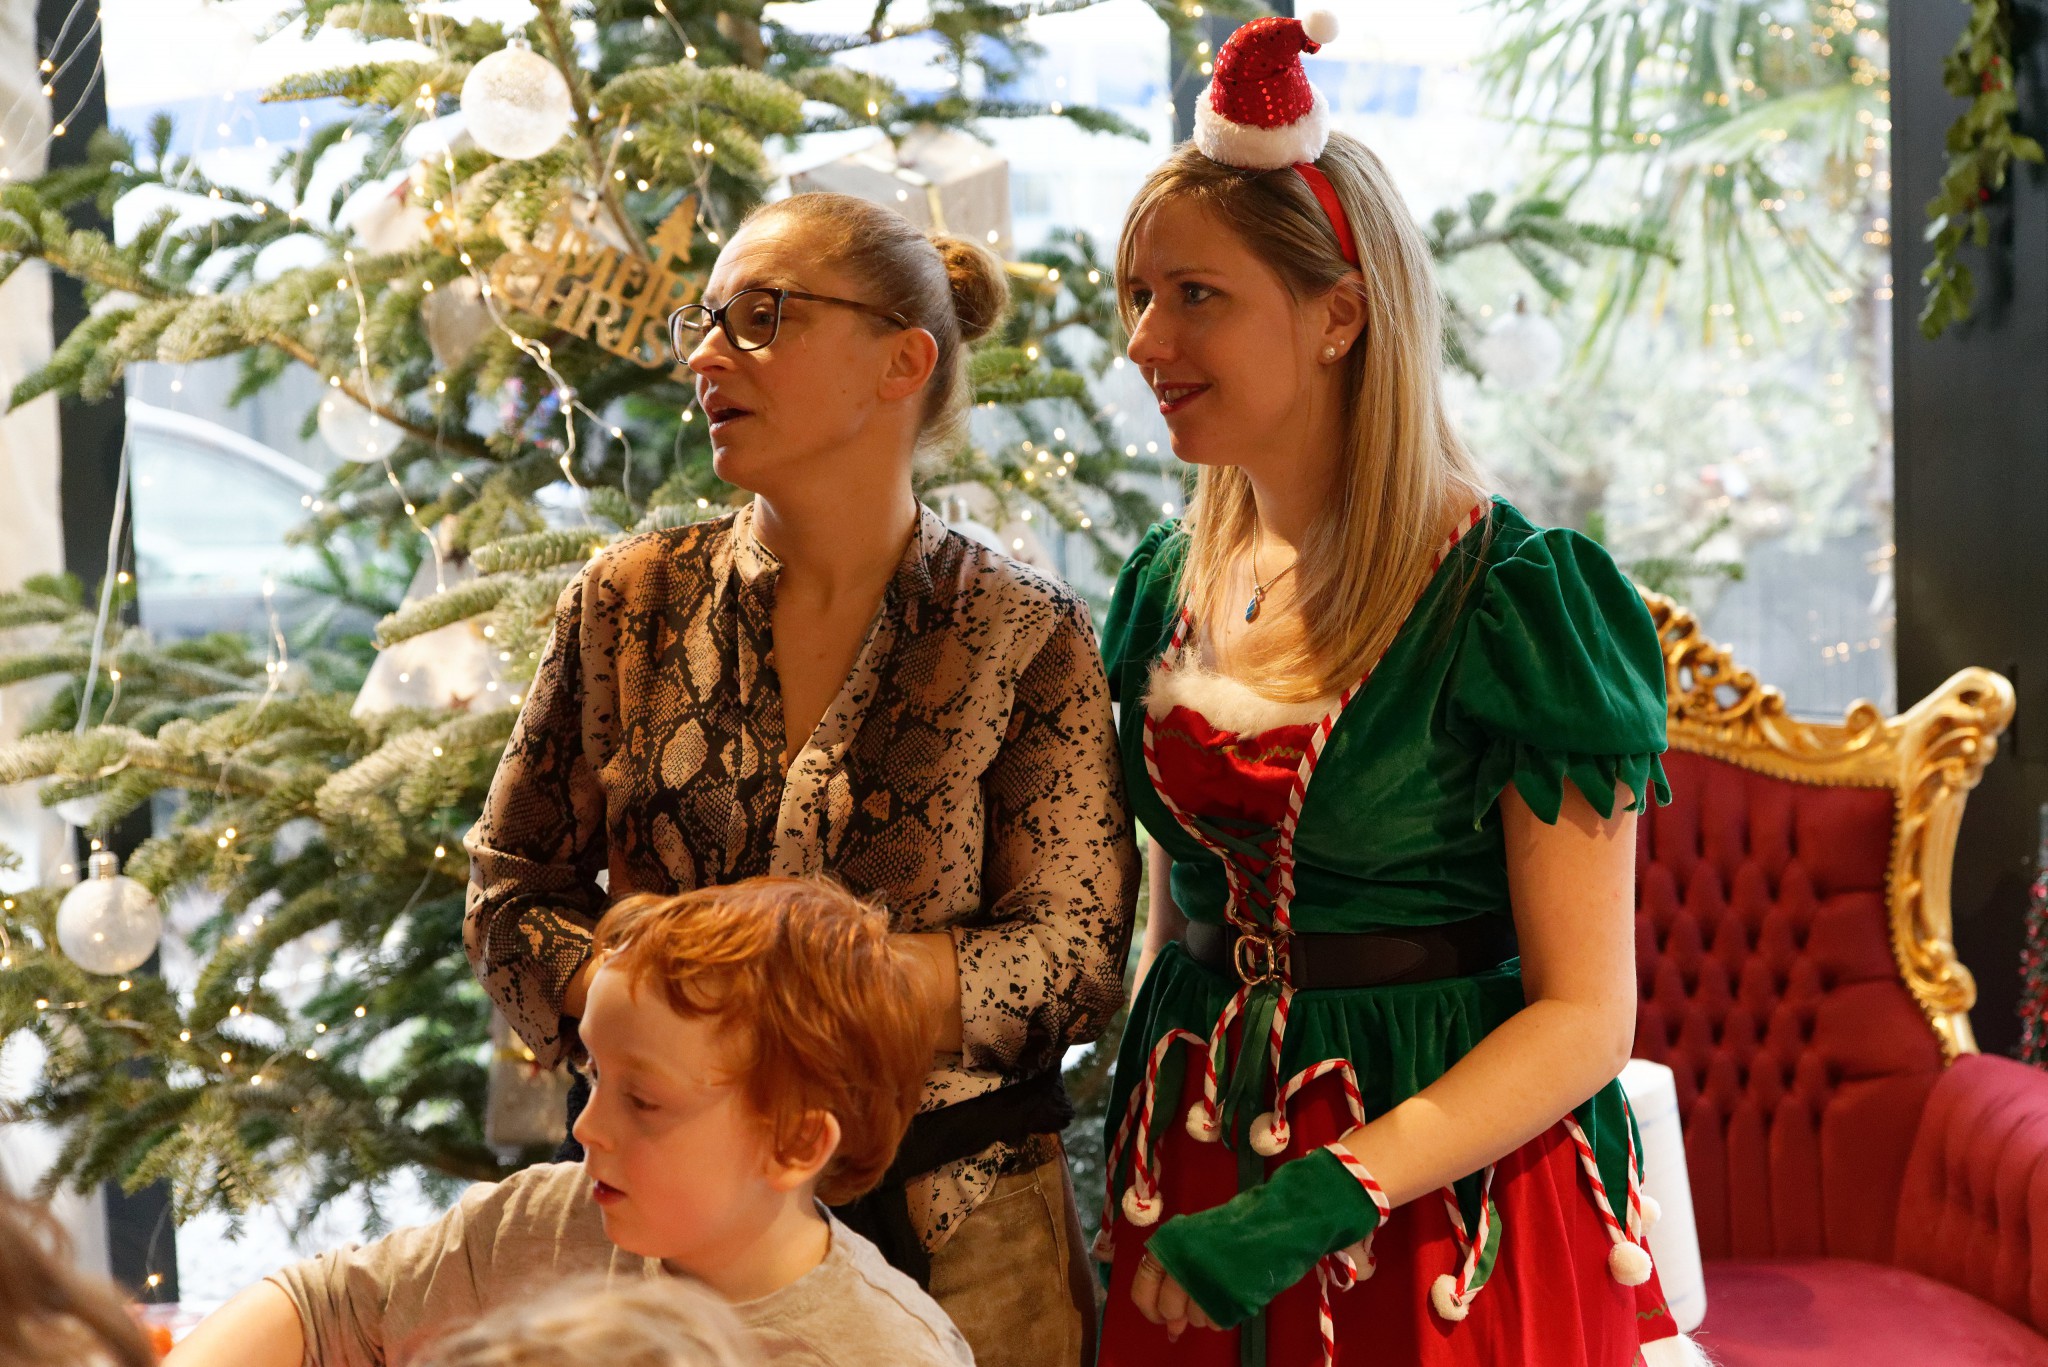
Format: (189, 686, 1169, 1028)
(930, 232, 1010, 343)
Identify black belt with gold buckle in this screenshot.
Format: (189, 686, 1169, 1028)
(1183, 916, 1519, 990)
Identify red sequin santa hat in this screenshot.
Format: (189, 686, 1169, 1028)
(1194, 10, 1342, 172)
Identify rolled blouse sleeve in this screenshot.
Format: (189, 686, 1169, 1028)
(1444, 525, 1671, 827)
(952, 589, 1138, 1077)
(463, 567, 611, 1069)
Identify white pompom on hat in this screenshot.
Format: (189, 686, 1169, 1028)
(1193, 11, 1341, 171)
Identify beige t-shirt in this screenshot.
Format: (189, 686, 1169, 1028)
(267, 1162, 972, 1367)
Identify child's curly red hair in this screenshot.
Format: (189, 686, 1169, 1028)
(592, 876, 937, 1204)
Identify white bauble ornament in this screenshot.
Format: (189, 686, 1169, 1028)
(1476, 295, 1565, 392)
(421, 277, 495, 371)
(461, 37, 575, 161)
(319, 387, 405, 464)
(55, 851, 162, 977)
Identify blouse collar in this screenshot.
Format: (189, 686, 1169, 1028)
(730, 498, 945, 605)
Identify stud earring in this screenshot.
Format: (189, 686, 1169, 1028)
(1324, 345, 1337, 359)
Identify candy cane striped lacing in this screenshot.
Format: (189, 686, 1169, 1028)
(1560, 1114, 1653, 1285)
(1430, 1164, 1497, 1321)
(1313, 1246, 1359, 1367)
(1252, 1056, 1368, 1156)
(1323, 1143, 1392, 1223)
(1309, 1144, 1392, 1366)
(1096, 1028, 1209, 1252)
(1146, 614, 1286, 1139)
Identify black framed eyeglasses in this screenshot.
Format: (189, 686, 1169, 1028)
(669, 287, 913, 359)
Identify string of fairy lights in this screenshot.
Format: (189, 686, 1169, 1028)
(17, 0, 1184, 1073)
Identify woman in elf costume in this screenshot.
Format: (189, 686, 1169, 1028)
(1094, 14, 1693, 1366)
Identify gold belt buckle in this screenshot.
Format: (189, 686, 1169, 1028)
(1233, 930, 1284, 987)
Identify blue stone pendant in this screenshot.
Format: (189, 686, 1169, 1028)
(1244, 589, 1263, 623)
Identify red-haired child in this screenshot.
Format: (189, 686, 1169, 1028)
(164, 877, 972, 1367)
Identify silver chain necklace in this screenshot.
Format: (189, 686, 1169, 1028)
(1244, 523, 1298, 623)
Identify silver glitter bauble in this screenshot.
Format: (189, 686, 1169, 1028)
(318, 386, 405, 463)
(55, 851, 163, 977)
(461, 38, 576, 161)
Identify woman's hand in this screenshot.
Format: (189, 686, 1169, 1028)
(1130, 1248, 1218, 1340)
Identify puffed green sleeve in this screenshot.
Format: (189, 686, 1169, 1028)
(1099, 521, 1181, 705)
(1445, 525, 1670, 827)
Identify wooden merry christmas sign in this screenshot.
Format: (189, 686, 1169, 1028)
(489, 197, 701, 377)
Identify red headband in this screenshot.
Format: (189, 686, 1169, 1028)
(1291, 162, 1358, 268)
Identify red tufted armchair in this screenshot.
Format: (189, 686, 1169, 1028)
(1630, 595, 2048, 1365)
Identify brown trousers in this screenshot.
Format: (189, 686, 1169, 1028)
(927, 1149, 1101, 1367)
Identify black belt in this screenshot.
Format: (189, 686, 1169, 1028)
(1183, 916, 1518, 990)
(830, 1067, 1073, 1289)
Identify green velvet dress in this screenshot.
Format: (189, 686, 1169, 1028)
(1094, 499, 1683, 1367)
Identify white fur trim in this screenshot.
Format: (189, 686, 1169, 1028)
(1608, 1240, 1654, 1286)
(1249, 1111, 1291, 1156)
(1147, 656, 1337, 734)
(1194, 82, 1332, 171)
(1430, 1273, 1470, 1321)
(1185, 1100, 1222, 1143)
(1302, 10, 1339, 44)
(1639, 1335, 1716, 1367)
(1123, 1187, 1163, 1227)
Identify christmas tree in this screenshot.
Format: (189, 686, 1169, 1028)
(0, 0, 1660, 1228)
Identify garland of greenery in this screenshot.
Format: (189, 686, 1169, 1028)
(1921, 0, 2045, 339)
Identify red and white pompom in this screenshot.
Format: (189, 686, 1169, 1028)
(1249, 1110, 1292, 1156)
(1430, 1272, 1471, 1322)
(1194, 11, 1340, 171)
(1185, 1099, 1223, 1143)
(1123, 1186, 1164, 1227)
(1608, 1239, 1654, 1286)
(1638, 1193, 1663, 1232)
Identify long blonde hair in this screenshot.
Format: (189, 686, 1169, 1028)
(1116, 132, 1489, 703)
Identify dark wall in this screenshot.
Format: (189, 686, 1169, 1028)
(1891, 0, 2048, 1057)
(36, 0, 177, 1301)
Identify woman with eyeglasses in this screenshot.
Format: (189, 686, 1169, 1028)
(463, 191, 1137, 1367)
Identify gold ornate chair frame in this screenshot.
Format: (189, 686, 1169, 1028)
(1644, 592, 2015, 1060)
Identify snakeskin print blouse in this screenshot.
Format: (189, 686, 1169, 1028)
(464, 501, 1138, 1249)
